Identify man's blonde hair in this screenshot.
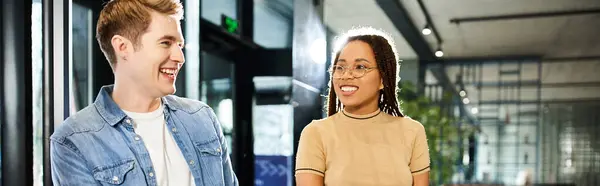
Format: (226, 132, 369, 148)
(96, 0, 184, 70)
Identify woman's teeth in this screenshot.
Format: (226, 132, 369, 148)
(341, 86, 358, 92)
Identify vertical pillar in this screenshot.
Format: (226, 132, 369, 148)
(2, 0, 34, 185)
(235, 1, 255, 185)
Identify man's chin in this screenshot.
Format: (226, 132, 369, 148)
(158, 85, 176, 96)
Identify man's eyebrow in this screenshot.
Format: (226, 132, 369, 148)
(158, 35, 185, 46)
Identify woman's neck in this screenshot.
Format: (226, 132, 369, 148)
(343, 105, 379, 115)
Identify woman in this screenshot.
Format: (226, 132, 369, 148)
(295, 27, 430, 186)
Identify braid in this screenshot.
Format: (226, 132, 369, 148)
(327, 80, 338, 116)
(326, 28, 405, 117)
(368, 36, 404, 117)
(327, 53, 342, 116)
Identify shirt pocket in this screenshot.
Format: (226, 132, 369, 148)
(92, 159, 135, 185)
(194, 137, 225, 185)
(196, 138, 223, 157)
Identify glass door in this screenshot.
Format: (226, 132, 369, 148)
(200, 51, 235, 155)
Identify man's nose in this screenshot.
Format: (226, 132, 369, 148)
(171, 47, 185, 64)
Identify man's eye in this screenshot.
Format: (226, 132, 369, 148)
(160, 41, 171, 46)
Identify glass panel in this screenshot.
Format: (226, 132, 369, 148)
(252, 76, 294, 186)
(253, 104, 293, 155)
(200, 51, 234, 154)
(202, 0, 237, 26)
(71, 3, 93, 111)
(32, 0, 43, 185)
(253, 0, 292, 48)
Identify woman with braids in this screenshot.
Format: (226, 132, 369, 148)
(294, 27, 430, 186)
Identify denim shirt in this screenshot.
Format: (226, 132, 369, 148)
(50, 85, 238, 186)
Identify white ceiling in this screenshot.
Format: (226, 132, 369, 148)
(323, 0, 417, 59)
(400, 0, 600, 58)
(324, 0, 600, 58)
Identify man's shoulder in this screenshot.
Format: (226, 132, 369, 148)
(163, 95, 212, 114)
(51, 104, 106, 143)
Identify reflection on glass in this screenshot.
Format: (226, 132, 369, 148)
(71, 3, 93, 111)
(201, 0, 237, 26)
(218, 99, 233, 132)
(32, 0, 43, 185)
(253, 104, 293, 156)
(201, 51, 234, 154)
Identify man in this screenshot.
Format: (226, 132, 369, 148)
(50, 0, 238, 185)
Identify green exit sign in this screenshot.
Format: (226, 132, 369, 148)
(221, 14, 239, 34)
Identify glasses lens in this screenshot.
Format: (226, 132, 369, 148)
(332, 66, 344, 78)
(353, 68, 367, 78)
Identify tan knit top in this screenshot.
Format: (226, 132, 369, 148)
(295, 109, 431, 186)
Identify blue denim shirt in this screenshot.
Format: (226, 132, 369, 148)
(50, 85, 238, 186)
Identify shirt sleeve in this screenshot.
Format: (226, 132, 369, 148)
(51, 139, 101, 186)
(409, 122, 431, 175)
(294, 122, 326, 177)
(205, 107, 239, 186)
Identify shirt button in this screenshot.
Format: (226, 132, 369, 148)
(125, 119, 131, 124)
(189, 160, 195, 165)
(216, 147, 221, 153)
(134, 136, 140, 141)
(149, 172, 154, 177)
(112, 176, 119, 183)
(171, 128, 177, 132)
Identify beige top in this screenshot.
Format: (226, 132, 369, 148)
(295, 109, 430, 186)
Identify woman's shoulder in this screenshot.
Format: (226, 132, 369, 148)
(382, 113, 425, 131)
(301, 112, 342, 133)
(305, 113, 337, 128)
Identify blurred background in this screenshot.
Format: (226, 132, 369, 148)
(2, 0, 599, 185)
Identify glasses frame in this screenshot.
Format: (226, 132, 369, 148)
(329, 65, 378, 79)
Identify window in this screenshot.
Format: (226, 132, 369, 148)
(202, 0, 237, 26)
(253, 0, 292, 48)
(71, 3, 93, 111)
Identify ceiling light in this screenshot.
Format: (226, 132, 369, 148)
(459, 90, 466, 97)
(471, 107, 479, 114)
(435, 49, 444, 57)
(422, 26, 431, 35)
(462, 98, 470, 104)
(309, 38, 327, 64)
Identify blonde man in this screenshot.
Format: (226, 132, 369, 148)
(50, 0, 238, 185)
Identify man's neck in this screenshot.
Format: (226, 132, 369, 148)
(112, 81, 161, 113)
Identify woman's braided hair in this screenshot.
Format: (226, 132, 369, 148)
(326, 27, 404, 117)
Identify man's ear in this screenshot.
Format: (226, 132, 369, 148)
(111, 35, 132, 62)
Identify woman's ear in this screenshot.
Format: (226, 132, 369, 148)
(380, 79, 384, 90)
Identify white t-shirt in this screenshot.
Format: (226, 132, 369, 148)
(123, 103, 196, 186)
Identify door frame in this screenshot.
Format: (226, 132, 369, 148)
(199, 17, 260, 186)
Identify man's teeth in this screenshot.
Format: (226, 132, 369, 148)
(341, 86, 358, 92)
(160, 69, 176, 74)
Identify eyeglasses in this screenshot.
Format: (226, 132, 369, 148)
(329, 65, 377, 79)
